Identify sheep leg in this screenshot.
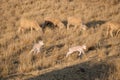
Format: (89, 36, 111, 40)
(110, 30, 113, 37)
(78, 51, 82, 56)
(116, 29, 120, 37)
(31, 27, 33, 33)
(18, 27, 23, 33)
(36, 49, 40, 54)
(67, 23, 70, 30)
(20, 27, 25, 33)
(106, 31, 109, 37)
(81, 49, 87, 58)
(106, 27, 109, 37)
(74, 25, 77, 30)
(81, 49, 85, 54)
(17, 27, 21, 33)
(29, 49, 34, 54)
(66, 51, 72, 57)
(33, 49, 37, 54)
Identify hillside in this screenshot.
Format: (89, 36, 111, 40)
(0, 0, 120, 80)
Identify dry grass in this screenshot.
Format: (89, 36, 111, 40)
(0, 0, 120, 80)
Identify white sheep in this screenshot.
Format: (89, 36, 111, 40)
(44, 17, 65, 29)
(67, 16, 87, 30)
(105, 21, 120, 37)
(18, 18, 42, 33)
(29, 40, 44, 54)
(66, 45, 87, 57)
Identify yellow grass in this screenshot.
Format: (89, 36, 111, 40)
(0, 0, 120, 80)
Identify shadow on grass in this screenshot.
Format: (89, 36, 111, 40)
(62, 20, 106, 29)
(62, 20, 68, 27)
(86, 20, 106, 28)
(27, 60, 115, 80)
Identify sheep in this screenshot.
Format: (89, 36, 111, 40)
(29, 40, 44, 54)
(18, 18, 42, 33)
(67, 16, 87, 30)
(105, 21, 120, 37)
(66, 45, 87, 57)
(44, 17, 65, 29)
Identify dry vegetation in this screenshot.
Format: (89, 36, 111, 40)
(0, 0, 120, 80)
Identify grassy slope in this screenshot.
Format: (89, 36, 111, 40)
(0, 0, 120, 80)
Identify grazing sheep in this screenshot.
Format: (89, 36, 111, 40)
(18, 18, 42, 33)
(66, 45, 87, 57)
(105, 21, 120, 37)
(67, 16, 87, 30)
(44, 17, 65, 29)
(29, 40, 44, 54)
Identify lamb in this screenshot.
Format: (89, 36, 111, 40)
(66, 45, 87, 57)
(18, 18, 42, 33)
(67, 16, 87, 30)
(29, 40, 44, 54)
(105, 21, 120, 37)
(44, 17, 65, 29)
